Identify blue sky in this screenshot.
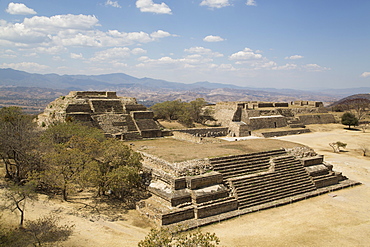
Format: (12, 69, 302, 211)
(0, 0, 369, 90)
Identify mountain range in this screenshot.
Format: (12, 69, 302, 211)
(0, 68, 369, 109)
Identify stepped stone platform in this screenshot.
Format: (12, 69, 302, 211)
(136, 145, 360, 228)
(37, 91, 162, 140)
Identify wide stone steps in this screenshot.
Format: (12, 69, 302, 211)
(237, 180, 314, 202)
(210, 149, 286, 164)
(210, 150, 288, 179)
(232, 166, 310, 187)
(234, 173, 312, 195)
(237, 178, 314, 199)
(212, 158, 271, 172)
(225, 154, 316, 209)
(238, 185, 315, 209)
(214, 163, 271, 179)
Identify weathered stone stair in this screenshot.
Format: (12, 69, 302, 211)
(209, 149, 287, 179)
(213, 152, 316, 210)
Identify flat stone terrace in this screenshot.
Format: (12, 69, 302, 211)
(131, 138, 306, 163)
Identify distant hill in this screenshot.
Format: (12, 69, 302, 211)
(329, 94, 370, 107)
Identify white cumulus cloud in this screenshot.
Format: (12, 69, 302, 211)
(23, 14, 99, 32)
(6, 2, 37, 15)
(361, 72, 370, 78)
(200, 0, 230, 9)
(185, 46, 223, 57)
(285, 55, 304, 60)
(136, 0, 172, 14)
(229, 48, 262, 60)
(150, 30, 172, 39)
(105, 0, 121, 8)
(0, 14, 174, 47)
(246, 0, 257, 6)
(203, 35, 224, 42)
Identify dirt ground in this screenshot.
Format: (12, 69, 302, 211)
(1, 124, 369, 246)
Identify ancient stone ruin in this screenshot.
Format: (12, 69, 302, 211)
(37, 91, 162, 139)
(137, 147, 359, 228)
(207, 101, 336, 137)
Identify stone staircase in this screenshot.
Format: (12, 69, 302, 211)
(210, 150, 316, 210)
(209, 149, 287, 179)
(231, 156, 316, 209)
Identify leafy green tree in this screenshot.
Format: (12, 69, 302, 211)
(341, 112, 359, 129)
(189, 98, 209, 123)
(150, 98, 210, 127)
(138, 227, 220, 247)
(41, 146, 94, 201)
(0, 107, 41, 183)
(88, 139, 142, 198)
(151, 100, 185, 121)
(41, 122, 105, 147)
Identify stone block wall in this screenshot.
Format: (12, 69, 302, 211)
(161, 207, 195, 225)
(124, 104, 147, 113)
(172, 132, 203, 143)
(298, 114, 336, 125)
(255, 128, 311, 138)
(174, 127, 229, 137)
(228, 122, 250, 137)
(301, 156, 324, 167)
(73, 91, 118, 99)
(131, 111, 154, 119)
(66, 104, 92, 113)
(90, 100, 124, 113)
(248, 116, 288, 130)
(196, 199, 238, 219)
(186, 172, 223, 190)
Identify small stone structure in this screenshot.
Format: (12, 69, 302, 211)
(207, 101, 334, 137)
(137, 147, 359, 228)
(37, 91, 162, 140)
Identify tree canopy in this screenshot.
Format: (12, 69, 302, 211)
(150, 98, 211, 127)
(0, 107, 41, 184)
(341, 112, 359, 129)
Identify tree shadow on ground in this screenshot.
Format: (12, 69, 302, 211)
(344, 127, 361, 131)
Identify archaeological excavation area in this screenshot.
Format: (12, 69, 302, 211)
(36, 91, 361, 229)
(133, 138, 360, 228)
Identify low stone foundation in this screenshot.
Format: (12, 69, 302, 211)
(253, 128, 311, 138)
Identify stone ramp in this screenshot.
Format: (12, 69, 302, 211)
(230, 156, 316, 209)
